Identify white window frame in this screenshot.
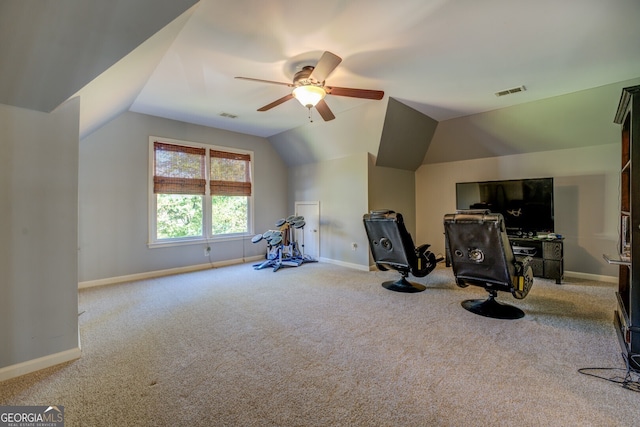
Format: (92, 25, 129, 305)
(148, 136, 254, 248)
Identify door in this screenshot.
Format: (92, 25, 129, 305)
(295, 201, 320, 260)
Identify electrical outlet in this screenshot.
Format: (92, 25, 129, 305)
(204, 246, 211, 256)
(351, 242, 357, 251)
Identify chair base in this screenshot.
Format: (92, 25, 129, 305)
(382, 276, 426, 293)
(461, 294, 524, 319)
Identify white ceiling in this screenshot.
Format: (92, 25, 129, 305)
(3, 0, 640, 140)
(126, 0, 640, 138)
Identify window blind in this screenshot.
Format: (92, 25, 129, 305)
(210, 150, 252, 196)
(153, 142, 206, 195)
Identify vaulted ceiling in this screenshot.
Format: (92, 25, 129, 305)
(2, 0, 640, 146)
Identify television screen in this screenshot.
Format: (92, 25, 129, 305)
(455, 177, 554, 236)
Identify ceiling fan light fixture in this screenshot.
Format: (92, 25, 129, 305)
(292, 85, 326, 108)
(237, 51, 383, 121)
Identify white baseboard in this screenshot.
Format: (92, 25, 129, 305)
(0, 347, 81, 382)
(78, 255, 265, 289)
(318, 257, 370, 272)
(362, 264, 617, 284)
(78, 258, 618, 290)
(564, 270, 618, 284)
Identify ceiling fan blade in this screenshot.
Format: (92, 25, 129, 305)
(257, 94, 294, 111)
(315, 99, 335, 121)
(235, 76, 293, 87)
(309, 51, 342, 82)
(325, 86, 384, 100)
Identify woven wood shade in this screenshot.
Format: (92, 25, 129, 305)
(153, 142, 206, 195)
(210, 150, 252, 196)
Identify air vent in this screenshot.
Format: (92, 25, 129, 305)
(219, 112, 238, 119)
(495, 85, 526, 97)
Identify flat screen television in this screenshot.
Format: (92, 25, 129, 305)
(455, 177, 554, 236)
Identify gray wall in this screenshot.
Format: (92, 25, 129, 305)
(416, 145, 620, 277)
(273, 99, 390, 270)
(79, 111, 288, 282)
(268, 100, 387, 167)
(289, 152, 370, 268)
(0, 0, 197, 112)
(423, 79, 638, 163)
(366, 156, 417, 267)
(0, 100, 80, 370)
(79, 80, 631, 281)
(376, 97, 438, 171)
(367, 157, 416, 233)
(415, 80, 632, 278)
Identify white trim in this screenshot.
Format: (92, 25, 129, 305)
(147, 233, 253, 249)
(148, 135, 254, 245)
(360, 264, 617, 283)
(0, 347, 81, 382)
(294, 201, 320, 260)
(319, 257, 370, 272)
(78, 255, 265, 289)
(564, 270, 618, 284)
(78, 259, 617, 290)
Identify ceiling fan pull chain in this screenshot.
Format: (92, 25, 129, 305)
(308, 107, 313, 123)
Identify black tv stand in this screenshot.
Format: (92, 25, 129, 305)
(509, 236, 564, 284)
(444, 233, 564, 284)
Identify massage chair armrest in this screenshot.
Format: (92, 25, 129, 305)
(512, 255, 534, 299)
(515, 255, 533, 275)
(413, 243, 443, 277)
(415, 244, 445, 263)
(415, 243, 430, 257)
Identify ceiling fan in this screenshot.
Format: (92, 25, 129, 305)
(235, 51, 384, 121)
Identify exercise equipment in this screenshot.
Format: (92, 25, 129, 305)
(252, 214, 317, 272)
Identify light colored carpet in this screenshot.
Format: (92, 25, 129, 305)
(1, 262, 638, 426)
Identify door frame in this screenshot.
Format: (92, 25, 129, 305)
(294, 201, 320, 259)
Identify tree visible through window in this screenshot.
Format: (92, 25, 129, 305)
(210, 150, 251, 235)
(152, 140, 252, 242)
(156, 194, 203, 239)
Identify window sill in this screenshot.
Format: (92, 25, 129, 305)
(148, 234, 253, 249)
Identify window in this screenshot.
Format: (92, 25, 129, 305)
(210, 150, 252, 235)
(150, 138, 253, 245)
